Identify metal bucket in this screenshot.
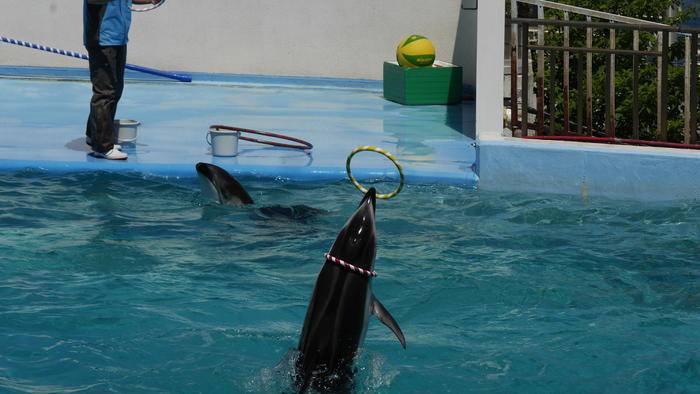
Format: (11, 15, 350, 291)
(114, 119, 140, 143)
(207, 126, 240, 156)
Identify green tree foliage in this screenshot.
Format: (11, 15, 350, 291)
(521, 0, 698, 142)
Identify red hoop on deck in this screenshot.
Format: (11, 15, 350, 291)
(209, 125, 313, 151)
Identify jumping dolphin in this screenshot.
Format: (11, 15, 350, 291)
(295, 187, 406, 392)
(195, 162, 322, 220)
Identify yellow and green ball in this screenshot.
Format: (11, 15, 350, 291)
(396, 35, 435, 68)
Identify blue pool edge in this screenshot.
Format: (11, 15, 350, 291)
(476, 136, 700, 201)
(0, 159, 478, 187)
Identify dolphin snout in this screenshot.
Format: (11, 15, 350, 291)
(362, 187, 376, 212)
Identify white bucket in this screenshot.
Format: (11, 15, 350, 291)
(114, 119, 140, 143)
(207, 127, 240, 156)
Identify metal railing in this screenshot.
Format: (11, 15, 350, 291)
(507, 0, 699, 145)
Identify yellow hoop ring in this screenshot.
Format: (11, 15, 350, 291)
(346, 146, 405, 199)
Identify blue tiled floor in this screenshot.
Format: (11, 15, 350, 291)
(0, 67, 476, 185)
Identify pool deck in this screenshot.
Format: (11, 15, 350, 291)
(0, 66, 477, 186)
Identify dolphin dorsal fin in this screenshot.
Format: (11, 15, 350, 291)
(372, 296, 406, 349)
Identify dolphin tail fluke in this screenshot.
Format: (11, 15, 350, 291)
(372, 296, 406, 349)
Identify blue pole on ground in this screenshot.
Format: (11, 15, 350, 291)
(1, 36, 192, 83)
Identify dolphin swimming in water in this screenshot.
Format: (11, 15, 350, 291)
(295, 187, 406, 392)
(196, 162, 254, 205)
(195, 162, 322, 220)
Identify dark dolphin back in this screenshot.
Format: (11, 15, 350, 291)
(255, 205, 325, 221)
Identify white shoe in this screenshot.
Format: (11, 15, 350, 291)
(86, 137, 121, 150)
(93, 148, 128, 160)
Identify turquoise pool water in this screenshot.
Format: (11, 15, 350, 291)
(1, 170, 699, 393)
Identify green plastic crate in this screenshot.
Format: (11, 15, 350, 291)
(383, 60, 463, 105)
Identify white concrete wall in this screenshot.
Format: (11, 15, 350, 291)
(475, 0, 505, 140)
(0, 0, 477, 82)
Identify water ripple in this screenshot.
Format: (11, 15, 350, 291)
(0, 171, 698, 391)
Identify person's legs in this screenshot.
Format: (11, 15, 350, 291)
(85, 45, 126, 154)
(114, 45, 126, 115)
